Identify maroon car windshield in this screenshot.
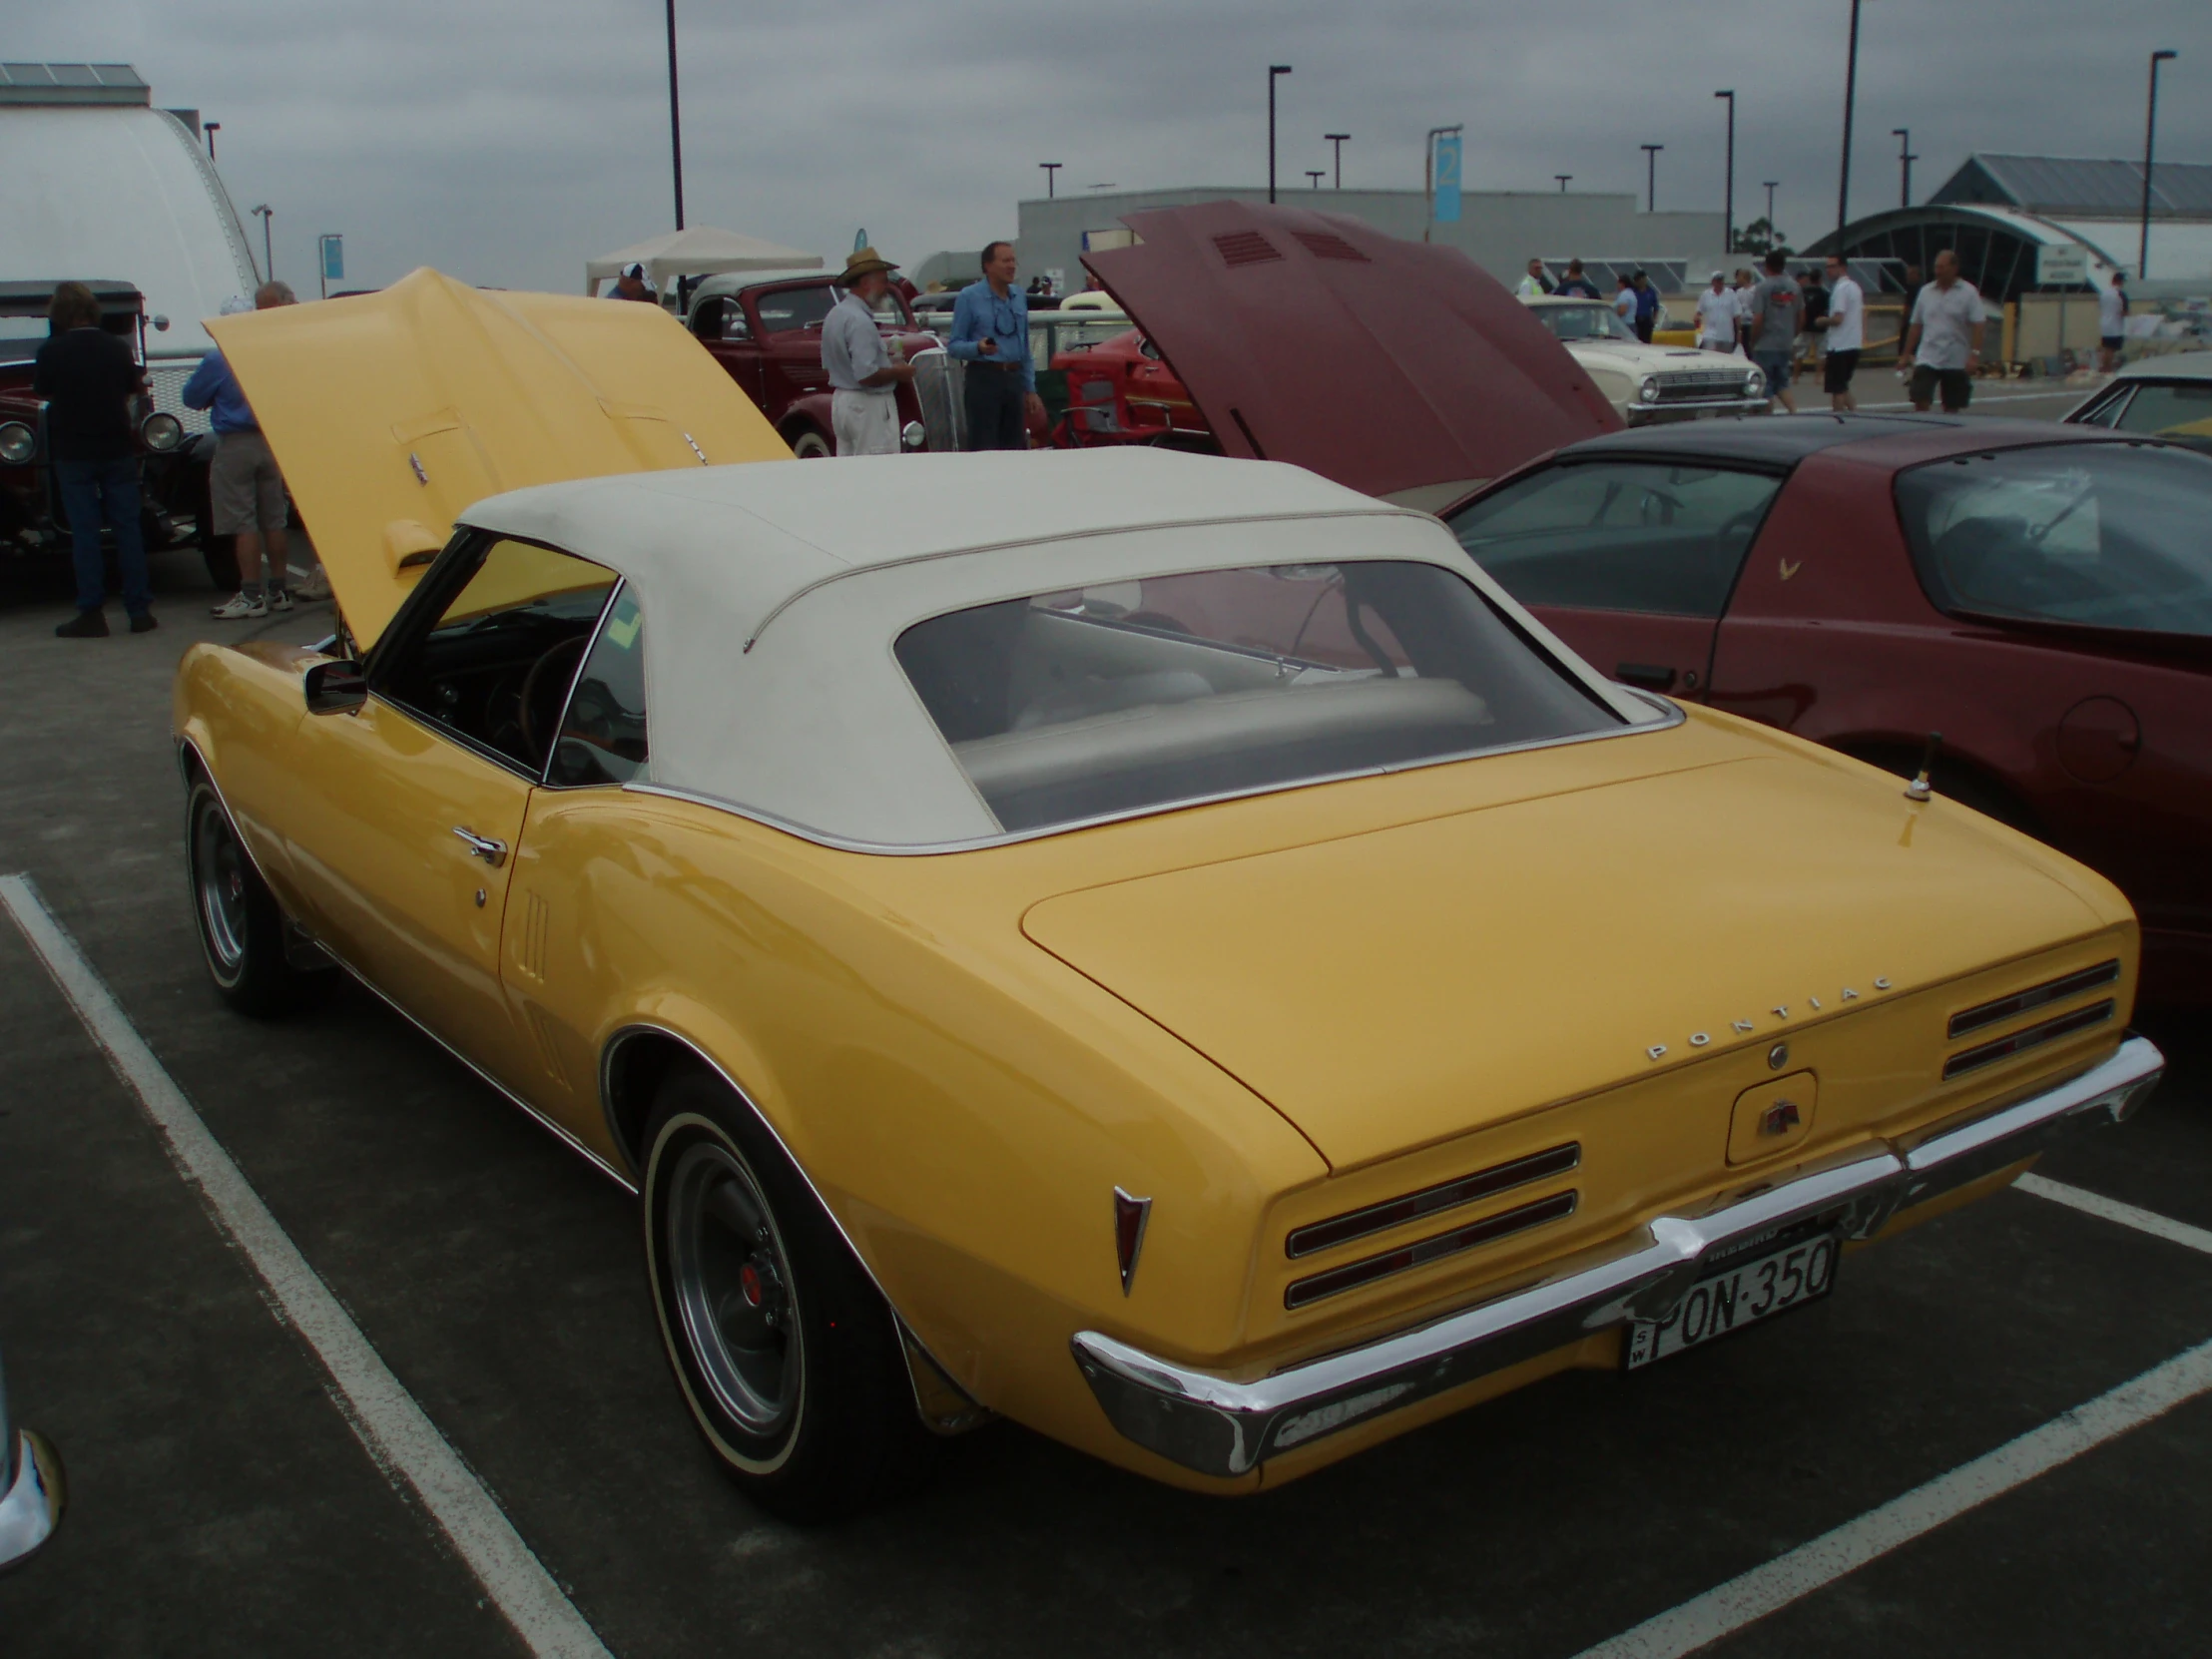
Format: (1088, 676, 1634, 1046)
(1896, 443, 2212, 638)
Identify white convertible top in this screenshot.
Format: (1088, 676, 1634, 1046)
(458, 449, 1646, 847)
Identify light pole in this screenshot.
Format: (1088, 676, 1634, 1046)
(1715, 91, 1735, 252)
(1763, 181, 1778, 245)
(1837, 0, 1862, 237)
(1039, 162, 1062, 199)
(251, 205, 274, 282)
(664, 0, 686, 229)
(204, 121, 220, 161)
(1555, 174, 1572, 193)
(1325, 133, 1350, 189)
(1306, 170, 1325, 190)
(1892, 128, 1917, 208)
(1268, 65, 1292, 204)
(1641, 144, 1664, 213)
(2142, 49, 2179, 276)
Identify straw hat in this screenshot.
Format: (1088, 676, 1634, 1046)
(838, 247, 899, 284)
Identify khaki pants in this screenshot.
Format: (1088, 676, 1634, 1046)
(831, 390, 898, 456)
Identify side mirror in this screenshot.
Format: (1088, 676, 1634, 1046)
(303, 658, 367, 715)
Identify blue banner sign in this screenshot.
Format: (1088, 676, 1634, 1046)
(319, 235, 343, 281)
(1433, 134, 1462, 224)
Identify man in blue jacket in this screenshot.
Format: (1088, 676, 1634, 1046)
(184, 282, 297, 618)
(945, 243, 1043, 450)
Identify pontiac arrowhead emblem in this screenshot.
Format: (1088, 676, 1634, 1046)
(1760, 1099, 1803, 1138)
(1779, 557, 1802, 581)
(1113, 1187, 1152, 1296)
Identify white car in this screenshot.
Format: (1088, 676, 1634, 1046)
(2064, 348, 2212, 450)
(1523, 297, 1768, 424)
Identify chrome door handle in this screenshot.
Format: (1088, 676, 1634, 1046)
(451, 827, 508, 867)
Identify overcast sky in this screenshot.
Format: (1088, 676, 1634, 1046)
(13, 0, 2212, 292)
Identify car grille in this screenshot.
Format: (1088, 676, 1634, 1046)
(1652, 370, 1754, 405)
(146, 362, 213, 436)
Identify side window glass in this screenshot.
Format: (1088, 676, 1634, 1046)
(1448, 462, 1783, 618)
(378, 538, 617, 774)
(549, 589, 648, 787)
(752, 285, 836, 334)
(2114, 382, 2212, 440)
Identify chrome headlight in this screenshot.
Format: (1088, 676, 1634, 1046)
(1638, 376, 1661, 404)
(0, 421, 33, 465)
(900, 419, 926, 451)
(1745, 367, 1766, 396)
(141, 412, 185, 453)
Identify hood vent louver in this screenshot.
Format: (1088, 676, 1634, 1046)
(1213, 231, 1285, 269)
(1291, 231, 1371, 263)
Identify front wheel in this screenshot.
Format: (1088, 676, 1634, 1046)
(642, 1066, 930, 1520)
(186, 779, 312, 1016)
(788, 427, 831, 460)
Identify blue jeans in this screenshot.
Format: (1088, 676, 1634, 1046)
(54, 456, 152, 616)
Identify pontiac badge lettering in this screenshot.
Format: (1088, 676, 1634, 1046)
(1647, 978, 1895, 1061)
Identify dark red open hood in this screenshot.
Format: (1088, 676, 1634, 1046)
(1083, 201, 1620, 501)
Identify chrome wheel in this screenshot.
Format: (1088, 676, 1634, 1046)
(666, 1139, 802, 1436)
(193, 799, 250, 980)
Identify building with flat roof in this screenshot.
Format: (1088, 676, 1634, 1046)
(1013, 186, 1725, 296)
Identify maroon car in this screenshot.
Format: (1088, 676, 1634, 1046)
(1078, 203, 2212, 1005)
(1440, 418, 2212, 1003)
(681, 271, 935, 456)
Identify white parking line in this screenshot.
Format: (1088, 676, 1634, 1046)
(2016, 1174, 2212, 1257)
(1571, 1336, 2212, 1659)
(0, 875, 612, 1659)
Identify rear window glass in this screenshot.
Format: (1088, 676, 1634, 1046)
(893, 562, 1624, 834)
(751, 285, 836, 332)
(1446, 462, 1781, 618)
(1896, 443, 2212, 637)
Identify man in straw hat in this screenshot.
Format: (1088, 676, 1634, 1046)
(947, 241, 1042, 450)
(823, 247, 915, 457)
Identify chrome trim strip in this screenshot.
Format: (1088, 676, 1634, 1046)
(1071, 1037, 2163, 1476)
(1285, 1188, 1579, 1309)
(1948, 959, 2119, 1039)
(1942, 1000, 2114, 1079)
(621, 697, 1685, 857)
(596, 1022, 988, 1428)
(1286, 1141, 1582, 1259)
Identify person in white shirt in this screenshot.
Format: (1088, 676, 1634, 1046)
(1818, 254, 1865, 409)
(821, 247, 915, 455)
(1613, 273, 1638, 330)
(1900, 248, 1984, 412)
(2097, 271, 2129, 372)
(1694, 271, 1740, 351)
(1515, 258, 1551, 299)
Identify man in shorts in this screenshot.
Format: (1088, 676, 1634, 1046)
(2097, 271, 2128, 372)
(1901, 249, 1984, 413)
(1819, 254, 1865, 409)
(1745, 251, 1802, 413)
(184, 281, 299, 618)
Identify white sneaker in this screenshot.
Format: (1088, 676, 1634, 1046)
(212, 591, 267, 620)
(294, 567, 330, 601)
(268, 588, 295, 613)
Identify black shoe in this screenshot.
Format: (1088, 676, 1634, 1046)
(130, 612, 159, 634)
(55, 609, 109, 639)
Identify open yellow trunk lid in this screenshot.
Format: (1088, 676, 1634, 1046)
(207, 267, 790, 648)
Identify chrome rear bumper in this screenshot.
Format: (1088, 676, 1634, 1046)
(1072, 1036, 2164, 1477)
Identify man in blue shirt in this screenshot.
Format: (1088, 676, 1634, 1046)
(1632, 270, 1662, 342)
(184, 281, 298, 618)
(945, 242, 1041, 450)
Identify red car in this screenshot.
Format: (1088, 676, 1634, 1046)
(682, 272, 935, 456)
(1080, 203, 2212, 1004)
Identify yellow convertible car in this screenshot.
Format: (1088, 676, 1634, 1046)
(175, 272, 2163, 1517)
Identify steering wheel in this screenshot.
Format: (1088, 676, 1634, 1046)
(518, 636, 590, 762)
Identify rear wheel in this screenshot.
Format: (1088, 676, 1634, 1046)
(642, 1065, 929, 1520)
(186, 779, 312, 1015)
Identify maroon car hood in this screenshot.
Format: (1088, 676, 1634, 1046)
(1083, 201, 1621, 500)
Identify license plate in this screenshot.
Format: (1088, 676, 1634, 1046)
(1624, 1230, 1840, 1371)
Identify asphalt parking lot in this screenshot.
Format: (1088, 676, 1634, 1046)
(2, 431, 2207, 1659)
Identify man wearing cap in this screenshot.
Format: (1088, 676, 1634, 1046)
(607, 263, 657, 302)
(947, 242, 1042, 451)
(822, 247, 914, 457)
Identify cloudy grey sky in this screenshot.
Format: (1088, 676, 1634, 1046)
(13, 0, 2211, 292)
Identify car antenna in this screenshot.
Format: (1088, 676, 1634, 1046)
(1904, 732, 1942, 802)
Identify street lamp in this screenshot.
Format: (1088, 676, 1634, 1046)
(204, 121, 220, 161)
(251, 205, 274, 282)
(1325, 133, 1350, 189)
(1837, 0, 1863, 237)
(1641, 144, 1664, 213)
(1268, 66, 1292, 204)
(664, 0, 686, 229)
(2143, 49, 2179, 276)
(1555, 175, 1572, 193)
(1892, 128, 1917, 208)
(1306, 170, 1325, 190)
(1039, 162, 1062, 199)
(1715, 91, 1735, 252)
(1763, 181, 1779, 244)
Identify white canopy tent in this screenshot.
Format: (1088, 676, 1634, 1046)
(584, 228, 821, 295)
